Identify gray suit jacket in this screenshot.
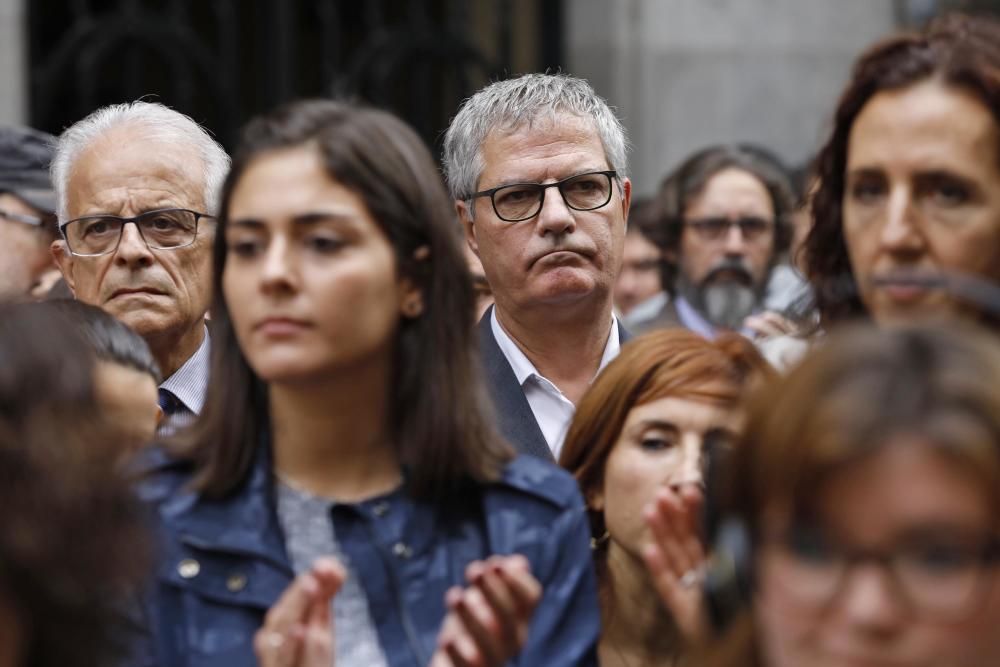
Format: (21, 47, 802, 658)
(478, 307, 631, 461)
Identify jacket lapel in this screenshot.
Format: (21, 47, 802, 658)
(477, 310, 554, 461)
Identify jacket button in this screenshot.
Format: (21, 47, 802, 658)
(177, 558, 200, 579)
(373, 501, 390, 517)
(392, 542, 413, 559)
(226, 573, 248, 592)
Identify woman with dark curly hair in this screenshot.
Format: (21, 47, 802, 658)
(804, 13, 1000, 329)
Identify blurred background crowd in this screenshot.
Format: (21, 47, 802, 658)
(2, 2, 1000, 667)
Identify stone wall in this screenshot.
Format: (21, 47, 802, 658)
(566, 0, 898, 195)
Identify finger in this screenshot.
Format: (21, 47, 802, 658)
(253, 626, 302, 667)
(472, 564, 519, 650)
(262, 571, 320, 636)
(452, 586, 504, 666)
(493, 556, 541, 618)
(744, 316, 785, 339)
(649, 490, 696, 575)
(311, 557, 347, 600)
(443, 635, 479, 667)
(662, 489, 705, 567)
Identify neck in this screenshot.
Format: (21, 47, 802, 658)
(269, 356, 401, 502)
(494, 297, 613, 404)
(149, 323, 205, 380)
(600, 542, 678, 665)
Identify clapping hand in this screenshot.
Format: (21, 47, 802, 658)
(254, 557, 346, 667)
(642, 485, 709, 643)
(429, 554, 542, 667)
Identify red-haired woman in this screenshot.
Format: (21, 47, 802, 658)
(560, 329, 774, 666)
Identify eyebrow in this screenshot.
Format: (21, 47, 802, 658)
(228, 211, 358, 229)
(483, 167, 611, 191)
(633, 419, 679, 432)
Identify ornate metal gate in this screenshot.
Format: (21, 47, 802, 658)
(29, 0, 563, 152)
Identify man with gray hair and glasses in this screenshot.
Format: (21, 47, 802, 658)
(444, 73, 632, 461)
(51, 102, 230, 421)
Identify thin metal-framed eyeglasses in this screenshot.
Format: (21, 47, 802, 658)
(469, 170, 619, 222)
(684, 216, 774, 242)
(761, 525, 1000, 621)
(59, 208, 215, 257)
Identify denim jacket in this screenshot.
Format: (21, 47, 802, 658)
(130, 445, 600, 667)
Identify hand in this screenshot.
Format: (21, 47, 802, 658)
(743, 310, 799, 340)
(429, 554, 542, 667)
(642, 485, 709, 643)
(254, 557, 346, 667)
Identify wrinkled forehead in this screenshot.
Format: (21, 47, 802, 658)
(67, 127, 206, 215)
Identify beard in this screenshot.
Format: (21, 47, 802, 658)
(678, 258, 765, 331)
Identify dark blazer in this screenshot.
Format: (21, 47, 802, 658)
(630, 300, 684, 335)
(478, 306, 631, 461)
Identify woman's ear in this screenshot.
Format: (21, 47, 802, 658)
(399, 245, 430, 318)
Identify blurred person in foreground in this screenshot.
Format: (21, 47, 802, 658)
(805, 13, 1000, 330)
(0, 304, 150, 667)
(614, 198, 669, 329)
(48, 299, 162, 452)
(50, 102, 230, 421)
(560, 329, 774, 666)
(444, 73, 632, 461)
(684, 323, 1000, 667)
(0, 125, 62, 301)
(135, 100, 599, 666)
(636, 145, 803, 340)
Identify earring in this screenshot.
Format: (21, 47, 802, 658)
(590, 531, 610, 551)
(402, 297, 422, 318)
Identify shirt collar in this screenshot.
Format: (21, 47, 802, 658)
(159, 327, 211, 414)
(490, 307, 620, 387)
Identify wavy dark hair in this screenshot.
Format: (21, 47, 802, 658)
(175, 99, 512, 500)
(805, 13, 1000, 327)
(651, 144, 795, 296)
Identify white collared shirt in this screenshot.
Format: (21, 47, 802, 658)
(491, 309, 621, 459)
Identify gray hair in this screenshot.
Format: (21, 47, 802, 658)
(51, 101, 231, 221)
(442, 73, 630, 202)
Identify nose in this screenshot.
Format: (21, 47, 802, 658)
(723, 221, 749, 256)
(260, 236, 298, 295)
(879, 186, 924, 256)
(671, 436, 705, 489)
(535, 186, 576, 237)
(114, 221, 154, 268)
(838, 562, 906, 636)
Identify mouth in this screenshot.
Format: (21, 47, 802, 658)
(531, 248, 590, 267)
(704, 268, 753, 287)
(254, 317, 313, 336)
(870, 273, 944, 304)
(110, 287, 166, 299)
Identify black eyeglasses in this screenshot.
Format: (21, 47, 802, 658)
(684, 216, 774, 242)
(60, 208, 215, 257)
(762, 525, 1000, 621)
(469, 170, 619, 223)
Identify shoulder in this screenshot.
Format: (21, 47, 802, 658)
(485, 455, 585, 512)
(131, 443, 198, 510)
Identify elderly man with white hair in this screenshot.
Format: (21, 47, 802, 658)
(444, 73, 632, 461)
(51, 102, 230, 420)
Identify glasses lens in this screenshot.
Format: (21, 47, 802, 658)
(689, 218, 730, 240)
(493, 184, 542, 221)
(894, 541, 988, 618)
(66, 217, 124, 256)
(764, 527, 845, 606)
(138, 209, 198, 249)
(737, 217, 772, 241)
(561, 172, 613, 211)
